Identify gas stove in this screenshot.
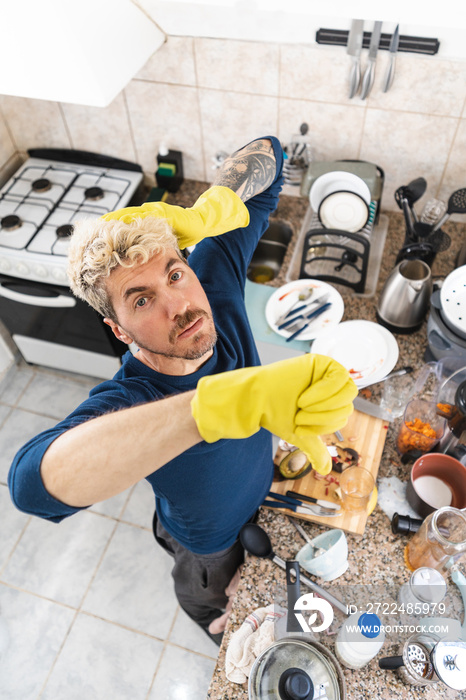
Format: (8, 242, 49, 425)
(0, 149, 144, 287)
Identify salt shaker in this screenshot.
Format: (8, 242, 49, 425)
(398, 567, 447, 617)
(335, 611, 385, 669)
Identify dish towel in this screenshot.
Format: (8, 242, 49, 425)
(225, 604, 286, 684)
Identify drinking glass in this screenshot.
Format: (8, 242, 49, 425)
(340, 466, 375, 513)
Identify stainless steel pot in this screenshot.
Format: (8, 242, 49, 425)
(377, 259, 432, 333)
(248, 636, 346, 700)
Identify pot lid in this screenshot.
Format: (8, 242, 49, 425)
(431, 640, 466, 690)
(248, 638, 341, 700)
(439, 266, 466, 340)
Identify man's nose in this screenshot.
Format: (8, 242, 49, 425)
(164, 289, 190, 319)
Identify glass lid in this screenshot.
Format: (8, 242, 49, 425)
(248, 638, 341, 700)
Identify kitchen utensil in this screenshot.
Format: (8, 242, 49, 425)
(264, 499, 342, 518)
(403, 177, 428, 222)
(432, 188, 466, 233)
(394, 186, 416, 241)
(309, 171, 371, 213)
(360, 21, 383, 100)
(286, 560, 302, 632)
(265, 280, 344, 341)
(336, 611, 385, 669)
(406, 453, 466, 518)
(439, 265, 466, 340)
(405, 506, 466, 576)
(288, 516, 314, 546)
(377, 259, 432, 333)
(339, 466, 375, 513)
(382, 24, 400, 93)
(311, 320, 399, 388)
(239, 523, 348, 614)
(274, 287, 313, 326)
(286, 490, 341, 511)
(379, 635, 466, 690)
(353, 395, 393, 421)
(398, 567, 447, 615)
(278, 293, 330, 329)
(427, 288, 466, 363)
(296, 529, 348, 581)
(347, 19, 364, 98)
(248, 637, 347, 700)
(318, 191, 369, 232)
(285, 302, 332, 342)
(414, 221, 452, 254)
(420, 198, 447, 227)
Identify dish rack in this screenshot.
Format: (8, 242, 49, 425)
(286, 206, 389, 297)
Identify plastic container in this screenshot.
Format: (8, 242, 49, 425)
(398, 567, 447, 617)
(335, 611, 385, 669)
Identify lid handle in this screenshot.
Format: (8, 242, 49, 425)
(278, 668, 314, 700)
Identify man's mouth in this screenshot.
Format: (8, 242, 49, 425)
(177, 317, 204, 340)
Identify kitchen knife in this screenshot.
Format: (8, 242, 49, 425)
(382, 24, 400, 93)
(263, 501, 342, 517)
(360, 21, 383, 100)
(354, 395, 393, 422)
(278, 293, 330, 330)
(347, 19, 364, 99)
(286, 490, 341, 511)
(285, 302, 332, 342)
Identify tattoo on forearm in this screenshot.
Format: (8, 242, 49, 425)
(213, 139, 276, 202)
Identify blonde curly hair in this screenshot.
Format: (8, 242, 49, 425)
(67, 216, 180, 320)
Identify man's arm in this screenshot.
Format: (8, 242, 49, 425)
(40, 391, 202, 508)
(212, 138, 277, 202)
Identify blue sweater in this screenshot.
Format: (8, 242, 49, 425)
(8, 136, 284, 554)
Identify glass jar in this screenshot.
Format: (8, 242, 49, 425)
(405, 507, 466, 577)
(396, 399, 445, 455)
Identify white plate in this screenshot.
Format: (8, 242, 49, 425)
(319, 191, 369, 232)
(311, 320, 399, 388)
(265, 280, 344, 341)
(309, 171, 371, 212)
(440, 265, 466, 339)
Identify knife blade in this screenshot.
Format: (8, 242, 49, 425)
(354, 395, 393, 422)
(360, 21, 383, 100)
(286, 302, 332, 342)
(347, 19, 364, 99)
(382, 24, 400, 93)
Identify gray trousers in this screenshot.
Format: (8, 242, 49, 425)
(152, 511, 246, 630)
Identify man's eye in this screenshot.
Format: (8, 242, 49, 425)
(171, 270, 182, 281)
(135, 297, 147, 308)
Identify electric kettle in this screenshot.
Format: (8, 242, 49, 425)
(377, 259, 432, 333)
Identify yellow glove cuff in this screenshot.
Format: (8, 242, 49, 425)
(101, 186, 250, 249)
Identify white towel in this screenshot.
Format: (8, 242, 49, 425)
(225, 604, 286, 684)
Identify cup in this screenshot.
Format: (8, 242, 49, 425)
(340, 466, 375, 513)
(380, 373, 415, 419)
(396, 399, 445, 456)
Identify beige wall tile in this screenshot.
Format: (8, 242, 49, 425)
(280, 44, 364, 105)
(278, 99, 365, 162)
(0, 111, 15, 167)
(359, 109, 458, 211)
(369, 54, 466, 117)
(136, 36, 196, 86)
(124, 81, 204, 180)
(198, 89, 278, 182)
(61, 94, 137, 163)
(436, 118, 466, 213)
(195, 38, 279, 96)
(0, 96, 70, 151)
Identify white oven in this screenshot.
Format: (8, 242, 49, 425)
(0, 149, 144, 378)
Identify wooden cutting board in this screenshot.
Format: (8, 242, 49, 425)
(266, 409, 389, 535)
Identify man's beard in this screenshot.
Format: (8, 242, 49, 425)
(133, 308, 218, 360)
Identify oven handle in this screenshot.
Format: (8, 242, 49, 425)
(0, 282, 76, 308)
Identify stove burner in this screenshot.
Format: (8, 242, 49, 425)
(32, 178, 52, 193)
(84, 186, 104, 201)
(56, 224, 74, 238)
(1, 214, 22, 231)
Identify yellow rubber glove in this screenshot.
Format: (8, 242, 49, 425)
(101, 186, 250, 249)
(191, 354, 358, 475)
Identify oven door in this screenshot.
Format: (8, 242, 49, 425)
(0, 274, 128, 379)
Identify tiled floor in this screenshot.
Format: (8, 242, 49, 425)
(0, 360, 218, 700)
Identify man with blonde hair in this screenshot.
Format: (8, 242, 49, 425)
(9, 136, 357, 644)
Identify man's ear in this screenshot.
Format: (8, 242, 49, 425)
(103, 318, 133, 345)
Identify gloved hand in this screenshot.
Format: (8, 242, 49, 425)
(101, 185, 250, 249)
(191, 354, 358, 475)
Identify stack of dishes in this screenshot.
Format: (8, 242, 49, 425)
(310, 171, 371, 233)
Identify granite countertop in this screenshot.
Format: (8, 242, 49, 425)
(166, 181, 466, 700)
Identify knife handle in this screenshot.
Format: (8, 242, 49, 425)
(348, 56, 361, 99)
(383, 55, 396, 93)
(285, 302, 331, 342)
(360, 60, 375, 100)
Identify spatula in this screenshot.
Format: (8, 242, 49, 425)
(431, 188, 466, 232)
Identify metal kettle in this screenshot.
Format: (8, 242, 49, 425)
(377, 259, 432, 333)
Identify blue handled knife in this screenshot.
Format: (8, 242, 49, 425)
(285, 302, 332, 342)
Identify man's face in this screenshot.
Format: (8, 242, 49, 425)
(103, 249, 217, 374)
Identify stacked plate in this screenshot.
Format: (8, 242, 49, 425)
(310, 171, 371, 233)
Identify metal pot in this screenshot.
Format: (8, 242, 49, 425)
(248, 636, 346, 700)
(377, 259, 432, 333)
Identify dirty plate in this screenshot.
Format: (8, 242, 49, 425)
(311, 320, 399, 387)
(265, 279, 344, 341)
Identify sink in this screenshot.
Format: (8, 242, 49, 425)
(247, 220, 293, 283)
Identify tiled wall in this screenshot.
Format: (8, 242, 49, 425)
(0, 36, 465, 212)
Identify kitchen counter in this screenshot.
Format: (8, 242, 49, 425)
(166, 180, 466, 699)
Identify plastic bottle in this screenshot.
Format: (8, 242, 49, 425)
(335, 611, 385, 669)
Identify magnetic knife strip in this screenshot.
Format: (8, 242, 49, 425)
(316, 29, 440, 56)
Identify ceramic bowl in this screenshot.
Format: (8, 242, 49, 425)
(407, 452, 466, 518)
(296, 529, 348, 581)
